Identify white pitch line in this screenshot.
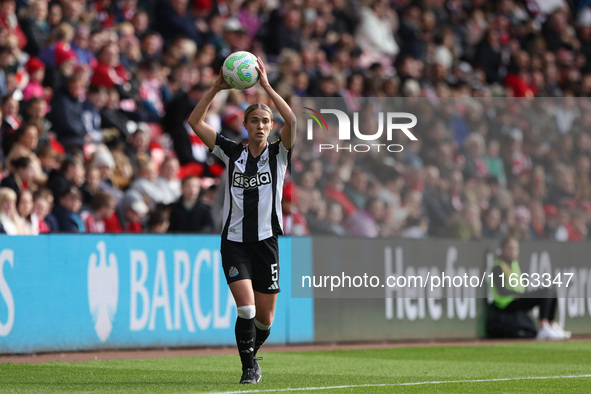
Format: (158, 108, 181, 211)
(210, 374, 591, 394)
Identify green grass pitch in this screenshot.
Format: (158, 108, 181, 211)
(1, 341, 591, 393)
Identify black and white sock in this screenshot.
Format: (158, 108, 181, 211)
(254, 319, 271, 356)
(235, 316, 255, 369)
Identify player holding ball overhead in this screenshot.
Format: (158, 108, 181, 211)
(188, 54, 295, 384)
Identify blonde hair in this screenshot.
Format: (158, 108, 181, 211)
(0, 187, 17, 205)
(136, 153, 155, 176)
(20, 0, 47, 20)
(0, 187, 23, 234)
(465, 133, 486, 155)
(244, 103, 273, 123)
(55, 22, 75, 42)
(0, 187, 18, 222)
(118, 22, 135, 36)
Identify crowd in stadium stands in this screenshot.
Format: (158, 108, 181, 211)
(1, 0, 591, 241)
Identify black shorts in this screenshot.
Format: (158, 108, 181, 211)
(221, 235, 280, 294)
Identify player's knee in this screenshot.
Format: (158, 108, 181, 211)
(255, 318, 272, 330)
(255, 310, 274, 327)
(236, 305, 256, 320)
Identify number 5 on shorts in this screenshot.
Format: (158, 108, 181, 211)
(271, 263, 278, 282)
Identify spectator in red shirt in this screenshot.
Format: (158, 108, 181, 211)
(114, 0, 139, 23)
(0, 156, 35, 196)
(118, 190, 148, 233)
(23, 57, 49, 101)
(91, 42, 133, 101)
(80, 190, 117, 233)
(124, 198, 148, 233)
(463, 133, 489, 180)
(91, 0, 116, 29)
(0, 0, 27, 50)
(505, 51, 536, 97)
(282, 183, 309, 236)
(324, 171, 357, 217)
(31, 188, 53, 233)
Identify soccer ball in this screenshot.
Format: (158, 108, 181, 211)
(222, 51, 259, 90)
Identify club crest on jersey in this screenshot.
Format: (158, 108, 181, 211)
(233, 172, 271, 189)
(258, 157, 268, 168)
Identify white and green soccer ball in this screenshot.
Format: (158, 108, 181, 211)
(222, 51, 259, 90)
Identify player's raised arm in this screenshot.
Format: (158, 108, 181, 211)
(256, 57, 296, 150)
(187, 70, 231, 150)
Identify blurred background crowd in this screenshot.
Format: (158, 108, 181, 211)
(0, 0, 590, 242)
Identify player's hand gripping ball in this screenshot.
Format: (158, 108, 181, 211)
(222, 51, 260, 90)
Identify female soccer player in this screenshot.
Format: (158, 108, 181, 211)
(188, 57, 294, 384)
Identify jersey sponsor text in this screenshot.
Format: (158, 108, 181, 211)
(232, 172, 271, 190)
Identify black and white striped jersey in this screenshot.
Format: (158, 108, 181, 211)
(212, 133, 290, 242)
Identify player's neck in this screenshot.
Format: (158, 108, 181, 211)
(248, 141, 267, 158)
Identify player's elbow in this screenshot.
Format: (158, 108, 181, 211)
(285, 111, 296, 128)
(189, 119, 206, 136)
(187, 114, 199, 129)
